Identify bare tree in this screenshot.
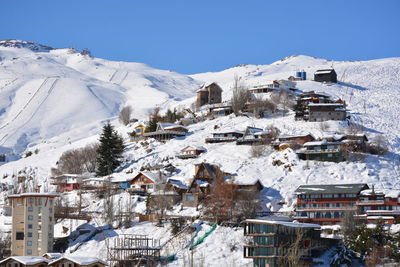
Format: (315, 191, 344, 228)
(250, 144, 265, 158)
(280, 229, 309, 267)
(0, 233, 11, 258)
(231, 75, 250, 115)
(119, 106, 133, 126)
(53, 143, 99, 175)
(365, 135, 389, 155)
(250, 98, 277, 117)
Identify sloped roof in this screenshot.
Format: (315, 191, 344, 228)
(167, 178, 188, 190)
(49, 256, 107, 266)
(303, 141, 343, 146)
(244, 219, 320, 229)
(0, 257, 50, 265)
(42, 253, 63, 259)
(132, 171, 164, 184)
(181, 145, 206, 152)
(295, 183, 369, 195)
(314, 69, 336, 75)
(8, 192, 60, 198)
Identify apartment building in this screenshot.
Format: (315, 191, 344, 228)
(8, 193, 59, 256)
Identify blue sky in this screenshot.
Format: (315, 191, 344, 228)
(2, 0, 399, 74)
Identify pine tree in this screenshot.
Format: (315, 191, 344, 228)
(96, 122, 125, 176)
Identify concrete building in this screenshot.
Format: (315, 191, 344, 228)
(8, 193, 59, 256)
(196, 82, 222, 107)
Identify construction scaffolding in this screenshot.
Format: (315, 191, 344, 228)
(106, 234, 162, 267)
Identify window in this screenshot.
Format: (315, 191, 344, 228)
(327, 153, 333, 158)
(16, 232, 24, 240)
(49, 200, 53, 206)
(27, 249, 32, 255)
(27, 241, 32, 246)
(186, 194, 195, 201)
(27, 232, 33, 237)
(28, 207, 33, 212)
(28, 215, 33, 220)
(28, 224, 33, 229)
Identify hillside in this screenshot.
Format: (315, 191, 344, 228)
(0, 40, 399, 265)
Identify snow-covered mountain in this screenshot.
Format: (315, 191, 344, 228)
(0, 40, 400, 265)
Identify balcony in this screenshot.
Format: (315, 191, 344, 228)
(297, 206, 357, 211)
(356, 200, 385, 205)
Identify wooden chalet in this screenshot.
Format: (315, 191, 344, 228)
(141, 122, 188, 141)
(0, 257, 50, 267)
(183, 163, 230, 207)
(205, 130, 244, 143)
(128, 171, 164, 194)
(210, 106, 233, 117)
(322, 133, 368, 151)
(164, 178, 188, 195)
(48, 256, 107, 267)
(176, 146, 206, 159)
(236, 126, 270, 145)
(314, 69, 337, 83)
(272, 133, 315, 150)
(308, 103, 346, 122)
(294, 183, 369, 225)
(297, 141, 345, 162)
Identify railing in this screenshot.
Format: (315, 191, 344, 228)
(296, 206, 357, 211)
(205, 137, 237, 143)
(356, 200, 385, 205)
(299, 148, 340, 154)
(143, 130, 186, 137)
(176, 154, 198, 159)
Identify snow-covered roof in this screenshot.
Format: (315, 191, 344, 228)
(157, 122, 187, 131)
(308, 103, 343, 106)
(167, 178, 188, 190)
(359, 189, 384, 196)
(195, 179, 210, 187)
(134, 171, 164, 184)
(303, 141, 342, 146)
(385, 190, 400, 198)
(42, 253, 63, 259)
(151, 190, 179, 196)
(244, 219, 321, 229)
(181, 145, 206, 152)
(314, 69, 335, 75)
(278, 133, 313, 139)
(8, 192, 60, 198)
(49, 256, 107, 266)
(295, 183, 368, 195)
(0, 256, 50, 265)
(213, 129, 244, 135)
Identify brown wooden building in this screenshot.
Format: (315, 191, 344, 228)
(196, 82, 222, 107)
(0, 257, 50, 267)
(314, 69, 337, 83)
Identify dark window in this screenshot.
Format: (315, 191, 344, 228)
(16, 232, 24, 240)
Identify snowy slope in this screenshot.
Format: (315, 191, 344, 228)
(0, 40, 200, 155)
(0, 41, 400, 265)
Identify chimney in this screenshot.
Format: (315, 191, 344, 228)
(372, 185, 375, 194)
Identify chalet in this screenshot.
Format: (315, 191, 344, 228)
(142, 123, 188, 141)
(205, 130, 244, 143)
(248, 80, 296, 94)
(273, 133, 315, 150)
(176, 146, 206, 159)
(299, 91, 332, 106)
(50, 174, 87, 192)
(128, 171, 164, 194)
(243, 219, 327, 267)
(48, 256, 107, 267)
(210, 106, 233, 117)
(164, 178, 188, 195)
(308, 103, 346, 122)
(322, 133, 368, 151)
(355, 188, 400, 224)
(0, 257, 50, 267)
(196, 82, 223, 107)
(232, 179, 264, 192)
(148, 188, 181, 210)
(183, 163, 230, 207)
(294, 183, 369, 225)
(297, 141, 345, 162)
(236, 127, 270, 145)
(80, 178, 109, 191)
(314, 69, 337, 83)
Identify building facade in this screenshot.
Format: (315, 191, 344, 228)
(314, 69, 337, 83)
(196, 83, 223, 107)
(297, 141, 345, 162)
(294, 184, 369, 225)
(308, 103, 346, 122)
(8, 193, 59, 256)
(243, 219, 325, 267)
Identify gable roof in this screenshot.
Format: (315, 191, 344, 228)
(49, 256, 107, 266)
(295, 183, 369, 195)
(181, 145, 206, 152)
(42, 253, 63, 259)
(0, 257, 50, 265)
(131, 171, 164, 184)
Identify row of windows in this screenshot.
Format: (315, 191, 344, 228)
(298, 193, 357, 199)
(298, 211, 344, 219)
(299, 202, 355, 208)
(27, 198, 53, 206)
